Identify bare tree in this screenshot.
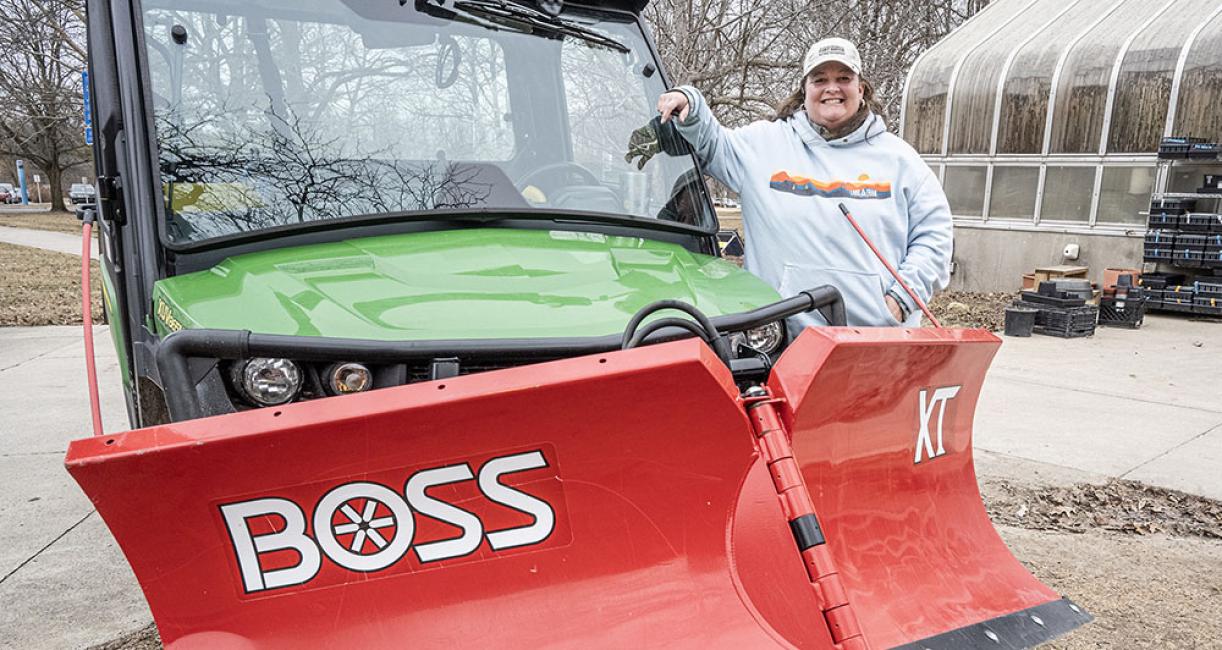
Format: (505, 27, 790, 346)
(0, 0, 90, 210)
(644, 0, 990, 129)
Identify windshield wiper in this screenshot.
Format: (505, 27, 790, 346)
(415, 0, 629, 53)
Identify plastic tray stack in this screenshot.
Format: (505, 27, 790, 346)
(1189, 142, 1222, 160)
(1145, 199, 1196, 263)
(1162, 285, 1196, 313)
(1196, 280, 1222, 317)
(1159, 136, 1206, 158)
(1139, 272, 1186, 311)
(1015, 282, 1098, 337)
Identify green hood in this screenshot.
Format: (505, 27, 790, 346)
(153, 228, 779, 340)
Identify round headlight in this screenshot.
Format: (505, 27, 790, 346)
(327, 362, 372, 395)
(744, 321, 784, 354)
(231, 358, 302, 406)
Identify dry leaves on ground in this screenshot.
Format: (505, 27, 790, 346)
(984, 478, 1222, 539)
(928, 291, 1018, 331)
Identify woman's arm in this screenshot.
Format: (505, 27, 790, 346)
(886, 169, 954, 322)
(660, 86, 758, 194)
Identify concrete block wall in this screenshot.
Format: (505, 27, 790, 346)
(948, 225, 1144, 292)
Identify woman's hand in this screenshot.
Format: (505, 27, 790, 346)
(657, 91, 690, 124)
(885, 295, 904, 323)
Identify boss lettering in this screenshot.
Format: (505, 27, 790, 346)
(220, 450, 556, 593)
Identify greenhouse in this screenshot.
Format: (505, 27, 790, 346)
(900, 0, 1222, 290)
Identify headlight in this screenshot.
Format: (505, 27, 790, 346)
(326, 362, 373, 395)
(744, 321, 784, 354)
(231, 358, 302, 406)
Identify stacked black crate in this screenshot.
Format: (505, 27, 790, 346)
(1163, 283, 1196, 313)
(1205, 232, 1222, 270)
(1099, 277, 1146, 329)
(1014, 281, 1098, 338)
(1145, 199, 1190, 266)
(1138, 272, 1185, 311)
(1196, 280, 1222, 316)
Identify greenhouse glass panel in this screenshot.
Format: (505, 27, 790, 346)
(903, 0, 1031, 154)
(1108, 0, 1217, 154)
(1169, 164, 1222, 193)
(1172, 12, 1222, 143)
(944, 166, 987, 218)
(1049, 0, 1159, 154)
(1097, 166, 1154, 224)
(1040, 166, 1095, 222)
(989, 166, 1040, 219)
(948, 0, 1066, 154)
(997, 0, 1108, 154)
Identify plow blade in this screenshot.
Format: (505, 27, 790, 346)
(66, 329, 1089, 648)
(767, 328, 1090, 649)
(67, 340, 839, 648)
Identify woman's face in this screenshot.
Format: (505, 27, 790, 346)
(803, 62, 863, 130)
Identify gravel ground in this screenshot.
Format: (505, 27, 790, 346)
(0, 242, 103, 326)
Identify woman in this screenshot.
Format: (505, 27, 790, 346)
(654, 37, 952, 329)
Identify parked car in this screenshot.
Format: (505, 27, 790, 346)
(0, 183, 16, 204)
(69, 183, 97, 204)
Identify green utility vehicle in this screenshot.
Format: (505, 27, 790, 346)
(84, 0, 842, 425)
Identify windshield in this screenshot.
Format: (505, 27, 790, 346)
(140, 0, 714, 244)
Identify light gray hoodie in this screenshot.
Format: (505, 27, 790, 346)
(672, 86, 952, 329)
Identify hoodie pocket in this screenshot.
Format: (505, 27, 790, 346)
(779, 264, 895, 327)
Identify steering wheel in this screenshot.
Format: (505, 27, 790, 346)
(515, 161, 602, 194)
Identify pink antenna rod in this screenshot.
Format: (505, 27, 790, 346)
(837, 203, 943, 328)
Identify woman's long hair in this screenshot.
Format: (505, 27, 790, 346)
(772, 74, 884, 122)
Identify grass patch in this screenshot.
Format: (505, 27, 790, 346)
(0, 242, 104, 326)
(0, 210, 90, 235)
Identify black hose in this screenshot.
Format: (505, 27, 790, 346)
(619, 300, 730, 362)
(624, 317, 713, 350)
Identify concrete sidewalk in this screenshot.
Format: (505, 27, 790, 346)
(975, 314, 1222, 499)
(0, 327, 143, 649)
(0, 316, 1220, 647)
(0, 226, 97, 257)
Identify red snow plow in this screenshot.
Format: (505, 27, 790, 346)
(67, 326, 1089, 649)
(72, 0, 1088, 644)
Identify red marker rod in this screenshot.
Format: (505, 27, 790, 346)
(81, 214, 104, 435)
(837, 203, 942, 328)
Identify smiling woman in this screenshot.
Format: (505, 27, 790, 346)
(640, 37, 954, 330)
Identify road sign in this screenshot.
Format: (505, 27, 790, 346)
(15, 159, 29, 205)
(83, 71, 94, 145)
(33, 175, 40, 183)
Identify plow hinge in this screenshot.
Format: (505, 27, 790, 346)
(743, 388, 870, 650)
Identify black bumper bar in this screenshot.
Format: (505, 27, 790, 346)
(156, 286, 844, 421)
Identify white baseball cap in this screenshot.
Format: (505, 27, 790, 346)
(802, 37, 862, 79)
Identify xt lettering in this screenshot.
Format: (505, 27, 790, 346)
(915, 386, 961, 464)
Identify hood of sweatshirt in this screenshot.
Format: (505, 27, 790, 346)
(788, 109, 888, 149)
